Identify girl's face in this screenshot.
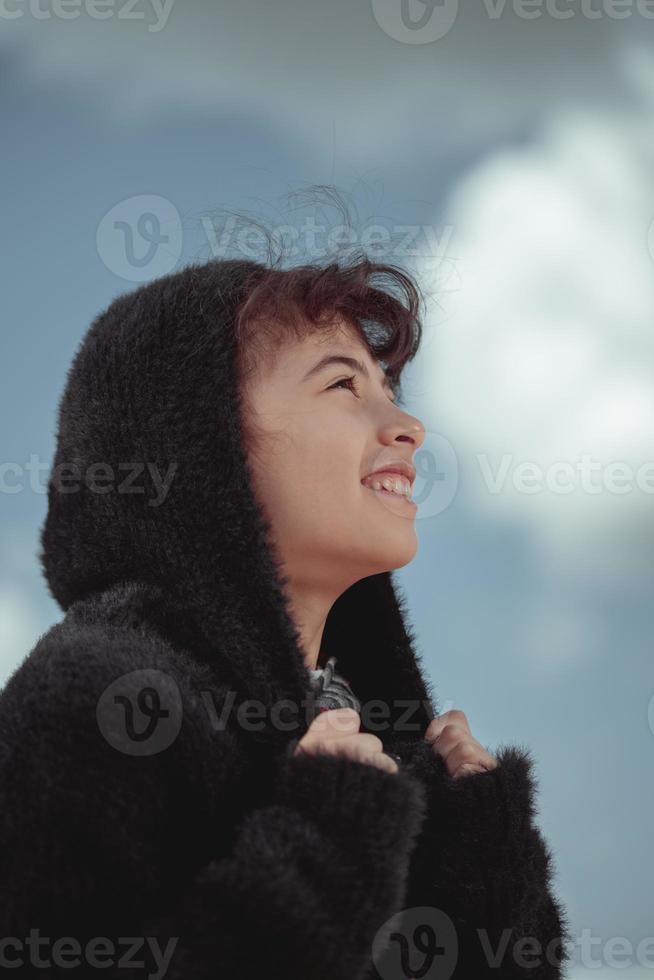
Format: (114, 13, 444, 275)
(241, 319, 426, 592)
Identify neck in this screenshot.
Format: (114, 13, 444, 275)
(283, 578, 343, 671)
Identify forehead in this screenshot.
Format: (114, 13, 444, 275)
(281, 320, 388, 384)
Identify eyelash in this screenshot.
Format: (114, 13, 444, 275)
(329, 375, 361, 397)
(328, 374, 397, 404)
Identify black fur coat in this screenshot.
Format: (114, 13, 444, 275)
(0, 259, 573, 979)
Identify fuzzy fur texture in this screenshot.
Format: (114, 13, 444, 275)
(0, 259, 573, 978)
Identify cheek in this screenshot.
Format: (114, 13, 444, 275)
(247, 409, 364, 524)
(276, 447, 363, 533)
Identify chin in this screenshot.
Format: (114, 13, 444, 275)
(367, 534, 418, 573)
(391, 544, 418, 569)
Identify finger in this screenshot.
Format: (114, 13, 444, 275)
(305, 726, 366, 751)
(445, 741, 497, 777)
(366, 752, 398, 774)
(426, 724, 473, 764)
(345, 742, 393, 770)
(349, 741, 383, 765)
(424, 710, 470, 744)
(308, 731, 380, 757)
(313, 733, 384, 757)
(312, 707, 361, 737)
(451, 762, 489, 780)
(378, 753, 399, 774)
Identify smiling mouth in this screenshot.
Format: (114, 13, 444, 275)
(362, 483, 417, 511)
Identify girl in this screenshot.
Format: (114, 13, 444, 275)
(0, 255, 571, 978)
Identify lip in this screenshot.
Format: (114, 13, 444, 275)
(361, 460, 416, 487)
(361, 461, 418, 513)
(362, 481, 418, 512)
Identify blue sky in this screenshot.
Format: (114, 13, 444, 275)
(2, 4, 654, 976)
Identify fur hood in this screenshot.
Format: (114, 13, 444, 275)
(38, 257, 438, 752)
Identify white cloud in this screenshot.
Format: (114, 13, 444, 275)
(420, 50, 654, 582)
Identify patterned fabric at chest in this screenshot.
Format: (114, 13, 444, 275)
(308, 655, 362, 713)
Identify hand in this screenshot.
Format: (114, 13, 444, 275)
(423, 709, 499, 780)
(294, 707, 399, 775)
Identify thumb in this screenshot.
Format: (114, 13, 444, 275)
(310, 706, 361, 737)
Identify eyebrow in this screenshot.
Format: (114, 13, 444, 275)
(301, 354, 395, 396)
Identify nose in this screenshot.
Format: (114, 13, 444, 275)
(383, 406, 426, 449)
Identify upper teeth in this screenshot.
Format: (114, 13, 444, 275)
(363, 474, 412, 497)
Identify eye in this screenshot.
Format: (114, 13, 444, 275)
(328, 375, 361, 397)
(327, 374, 398, 404)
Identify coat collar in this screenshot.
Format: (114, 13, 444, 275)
(40, 258, 437, 753)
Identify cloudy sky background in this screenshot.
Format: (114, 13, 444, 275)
(2, 3, 654, 975)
